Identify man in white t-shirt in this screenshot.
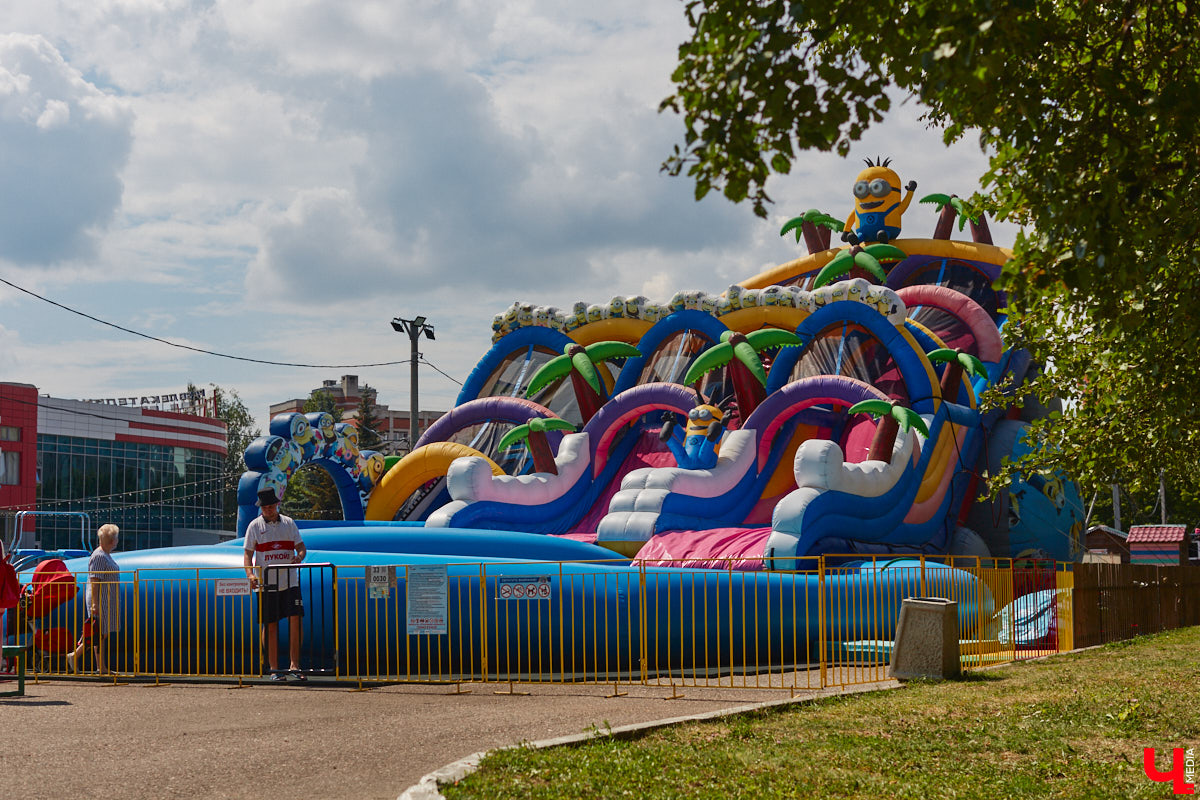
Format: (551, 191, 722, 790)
(243, 488, 307, 682)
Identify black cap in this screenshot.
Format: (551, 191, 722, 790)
(256, 488, 281, 507)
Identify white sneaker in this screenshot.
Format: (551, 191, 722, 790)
(66, 653, 78, 673)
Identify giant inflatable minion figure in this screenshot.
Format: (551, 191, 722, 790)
(842, 158, 916, 244)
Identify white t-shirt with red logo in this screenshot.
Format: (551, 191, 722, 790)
(244, 514, 304, 590)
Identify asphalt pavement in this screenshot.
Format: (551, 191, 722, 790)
(0, 674, 897, 799)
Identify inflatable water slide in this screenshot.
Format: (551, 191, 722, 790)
(20, 166, 1083, 676)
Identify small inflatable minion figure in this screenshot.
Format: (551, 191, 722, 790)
(306, 411, 338, 459)
(659, 397, 726, 470)
(358, 451, 386, 494)
(725, 284, 745, 311)
(843, 157, 916, 244)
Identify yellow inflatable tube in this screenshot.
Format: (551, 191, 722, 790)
(738, 238, 1013, 289)
(365, 442, 503, 521)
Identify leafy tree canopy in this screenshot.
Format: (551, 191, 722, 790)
(354, 385, 384, 451)
(662, 1, 1200, 525)
(191, 383, 260, 529)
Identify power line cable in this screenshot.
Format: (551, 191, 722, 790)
(0, 275, 410, 369)
(418, 355, 465, 386)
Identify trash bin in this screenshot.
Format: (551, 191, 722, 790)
(888, 597, 961, 680)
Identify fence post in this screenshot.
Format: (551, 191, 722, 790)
(134, 569, 141, 676)
(479, 563, 488, 684)
(818, 556, 826, 689)
(638, 562, 648, 685)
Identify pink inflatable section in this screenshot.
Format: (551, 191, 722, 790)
(633, 526, 774, 571)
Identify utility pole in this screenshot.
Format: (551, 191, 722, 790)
(1159, 469, 1168, 524)
(390, 316, 435, 451)
(1112, 481, 1121, 532)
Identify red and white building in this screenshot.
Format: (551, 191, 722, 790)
(1, 382, 227, 551)
(269, 374, 443, 454)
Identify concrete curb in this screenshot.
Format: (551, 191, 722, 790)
(396, 682, 900, 800)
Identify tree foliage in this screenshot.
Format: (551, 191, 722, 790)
(354, 385, 384, 452)
(191, 383, 261, 530)
(663, 1, 1200, 523)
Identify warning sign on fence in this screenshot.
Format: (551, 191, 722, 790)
(496, 576, 552, 601)
(215, 578, 252, 597)
(368, 565, 395, 599)
(406, 564, 448, 635)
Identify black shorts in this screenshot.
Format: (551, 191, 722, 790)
(260, 586, 304, 625)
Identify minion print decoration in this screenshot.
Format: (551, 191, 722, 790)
(659, 394, 728, 470)
(843, 158, 916, 244)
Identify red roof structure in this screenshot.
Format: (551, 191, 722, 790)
(1127, 525, 1190, 565)
(1126, 525, 1188, 543)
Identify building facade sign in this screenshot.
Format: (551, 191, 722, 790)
(84, 389, 207, 407)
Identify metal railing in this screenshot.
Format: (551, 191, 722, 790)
(1, 556, 1092, 691)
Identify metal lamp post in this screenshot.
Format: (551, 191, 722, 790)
(390, 316, 435, 450)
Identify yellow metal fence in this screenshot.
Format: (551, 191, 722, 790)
(3, 557, 1078, 691)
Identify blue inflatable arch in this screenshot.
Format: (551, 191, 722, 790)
(457, 326, 574, 405)
(766, 301, 939, 414)
(235, 412, 383, 537)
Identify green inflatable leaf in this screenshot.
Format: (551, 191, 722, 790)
(812, 249, 854, 288)
(529, 417, 576, 435)
(959, 353, 986, 379)
(571, 350, 603, 396)
(851, 251, 888, 282)
(526, 352, 573, 396)
(682, 342, 733, 386)
(585, 341, 641, 362)
(732, 339, 768, 386)
(927, 348, 987, 379)
(919, 193, 952, 207)
(862, 243, 907, 262)
(780, 216, 806, 242)
(497, 423, 532, 452)
(847, 399, 893, 418)
(745, 328, 801, 351)
(895, 407, 930, 437)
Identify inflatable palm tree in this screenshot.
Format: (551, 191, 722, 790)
(847, 399, 929, 463)
(780, 208, 842, 254)
(919, 193, 993, 244)
(497, 417, 577, 475)
(683, 329, 800, 419)
(527, 341, 641, 423)
(813, 243, 907, 288)
(927, 348, 987, 402)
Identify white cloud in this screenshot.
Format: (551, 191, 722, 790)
(0, 2, 1017, 438)
(215, 0, 498, 78)
(0, 34, 134, 264)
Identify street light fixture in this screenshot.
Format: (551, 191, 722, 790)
(391, 316, 436, 450)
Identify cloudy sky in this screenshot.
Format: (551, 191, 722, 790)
(0, 1, 1014, 433)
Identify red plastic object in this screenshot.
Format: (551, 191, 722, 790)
(28, 559, 78, 619)
(33, 626, 75, 655)
(0, 556, 19, 611)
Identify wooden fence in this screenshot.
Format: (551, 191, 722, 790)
(1073, 563, 1200, 647)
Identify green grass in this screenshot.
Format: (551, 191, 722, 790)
(443, 628, 1200, 799)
